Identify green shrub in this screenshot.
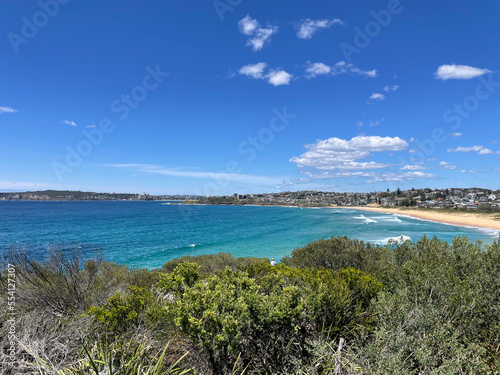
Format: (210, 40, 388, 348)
(282, 236, 393, 282)
(345, 237, 500, 374)
(159, 262, 382, 374)
(157, 262, 201, 295)
(100, 261, 162, 287)
(161, 252, 267, 276)
(85, 286, 152, 335)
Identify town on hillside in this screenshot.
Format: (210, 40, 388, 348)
(1, 188, 500, 210)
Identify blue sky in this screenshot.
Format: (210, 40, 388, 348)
(1, 0, 499, 195)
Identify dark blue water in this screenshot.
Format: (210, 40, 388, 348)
(0, 201, 497, 268)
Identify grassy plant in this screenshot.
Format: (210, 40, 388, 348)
(0, 245, 103, 315)
(59, 340, 190, 375)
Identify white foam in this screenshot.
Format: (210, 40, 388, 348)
(371, 215, 402, 223)
(472, 227, 500, 237)
(189, 244, 196, 247)
(353, 214, 378, 224)
(373, 235, 412, 245)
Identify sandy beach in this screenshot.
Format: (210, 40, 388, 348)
(339, 206, 500, 231)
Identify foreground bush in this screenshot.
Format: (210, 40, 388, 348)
(282, 236, 393, 283)
(161, 252, 268, 276)
(1, 236, 498, 374)
(284, 236, 500, 374)
(0, 246, 164, 373)
(159, 262, 382, 374)
(85, 286, 152, 336)
(0, 246, 161, 316)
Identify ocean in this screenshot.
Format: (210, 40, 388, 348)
(0, 201, 497, 269)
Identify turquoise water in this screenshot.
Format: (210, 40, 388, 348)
(0, 201, 498, 268)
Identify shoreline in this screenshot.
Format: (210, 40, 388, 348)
(336, 206, 500, 232)
(180, 202, 500, 233)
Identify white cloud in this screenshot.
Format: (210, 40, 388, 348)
(305, 171, 378, 179)
(248, 27, 278, 51)
(402, 171, 434, 179)
(368, 93, 385, 102)
(305, 61, 376, 79)
(238, 15, 258, 35)
(439, 161, 457, 169)
(62, 120, 77, 126)
(85, 124, 96, 128)
(435, 64, 491, 80)
(478, 148, 500, 155)
(290, 135, 408, 171)
(305, 62, 331, 78)
(346, 66, 377, 78)
(383, 85, 399, 92)
(304, 170, 436, 182)
(448, 146, 481, 153)
(267, 70, 292, 86)
(0, 106, 17, 114)
(326, 161, 390, 170)
(104, 164, 281, 184)
(276, 178, 313, 188)
(369, 118, 385, 127)
(331, 61, 376, 77)
(401, 165, 426, 170)
(238, 15, 278, 51)
(370, 85, 399, 103)
(239, 63, 292, 86)
(395, 171, 435, 179)
(449, 132, 463, 137)
(356, 121, 364, 128)
(296, 18, 343, 39)
(366, 171, 436, 183)
(447, 145, 500, 155)
(239, 62, 267, 79)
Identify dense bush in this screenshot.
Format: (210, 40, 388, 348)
(161, 252, 268, 276)
(85, 286, 152, 336)
(159, 261, 382, 374)
(284, 236, 500, 374)
(282, 236, 393, 282)
(1, 236, 498, 374)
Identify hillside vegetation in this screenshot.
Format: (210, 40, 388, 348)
(1, 236, 499, 374)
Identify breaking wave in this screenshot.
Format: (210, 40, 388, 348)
(353, 214, 378, 224)
(373, 235, 412, 245)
